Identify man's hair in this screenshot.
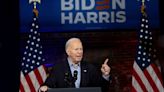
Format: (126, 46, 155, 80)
(65, 37, 81, 51)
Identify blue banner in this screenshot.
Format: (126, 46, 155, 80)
(20, 0, 159, 32)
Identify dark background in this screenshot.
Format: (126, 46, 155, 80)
(0, 0, 164, 92)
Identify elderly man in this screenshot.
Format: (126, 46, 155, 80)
(39, 37, 111, 92)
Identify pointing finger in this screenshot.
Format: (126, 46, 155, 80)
(104, 58, 109, 65)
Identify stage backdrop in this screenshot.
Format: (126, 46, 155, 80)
(20, 0, 159, 32)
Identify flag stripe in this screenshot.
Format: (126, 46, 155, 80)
(147, 64, 164, 91)
(151, 63, 164, 86)
(38, 65, 47, 83)
(29, 71, 40, 92)
(34, 66, 44, 85)
(132, 76, 143, 92)
(133, 62, 153, 91)
(144, 65, 159, 92)
(133, 62, 148, 92)
(20, 81, 25, 92)
(25, 74, 36, 92)
(20, 72, 31, 92)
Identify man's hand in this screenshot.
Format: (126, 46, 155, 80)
(101, 58, 111, 76)
(39, 85, 48, 92)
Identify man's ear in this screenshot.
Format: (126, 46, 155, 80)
(66, 49, 70, 55)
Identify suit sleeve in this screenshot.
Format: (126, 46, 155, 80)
(88, 64, 110, 92)
(42, 66, 57, 88)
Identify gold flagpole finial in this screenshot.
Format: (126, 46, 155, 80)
(141, 0, 147, 17)
(29, 0, 41, 17)
(33, 8, 39, 17)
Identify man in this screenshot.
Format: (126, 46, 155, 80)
(39, 37, 111, 92)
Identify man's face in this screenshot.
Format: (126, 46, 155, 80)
(66, 40, 83, 64)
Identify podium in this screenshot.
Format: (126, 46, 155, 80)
(47, 87, 102, 92)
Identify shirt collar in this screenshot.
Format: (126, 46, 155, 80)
(67, 57, 80, 68)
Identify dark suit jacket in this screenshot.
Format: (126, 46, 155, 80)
(43, 59, 110, 92)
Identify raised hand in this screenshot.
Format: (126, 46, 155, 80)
(101, 58, 111, 76)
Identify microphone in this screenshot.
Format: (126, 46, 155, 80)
(73, 70, 78, 82)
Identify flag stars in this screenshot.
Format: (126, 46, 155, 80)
(33, 55, 36, 58)
(145, 30, 148, 34)
(142, 63, 145, 67)
(23, 57, 26, 60)
(27, 40, 30, 43)
(145, 20, 148, 23)
(142, 19, 145, 22)
(42, 59, 45, 61)
(27, 59, 30, 62)
(38, 57, 41, 60)
(37, 62, 40, 65)
(34, 49, 38, 53)
(29, 35, 32, 38)
(31, 42, 34, 45)
(145, 25, 148, 28)
(22, 63, 25, 66)
(30, 29, 33, 32)
(32, 23, 35, 26)
(37, 38, 40, 42)
(39, 51, 42, 54)
(140, 29, 143, 32)
(33, 18, 36, 21)
(24, 51, 27, 55)
(36, 25, 39, 29)
(28, 53, 31, 57)
(36, 44, 39, 47)
(30, 47, 33, 51)
(140, 35, 143, 38)
(149, 32, 152, 35)
(147, 59, 150, 62)
(32, 60, 35, 64)
(34, 31, 37, 34)
(139, 46, 142, 49)
(30, 66, 34, 69)
(141, 24, 144, 27)
(26, 64, 29, 67)
(137, 57, 141, 60)
(24, 70, 28, 73)
(138, 51, 141, 54)
(145, 36, 148, 39)
(33, 36, 36, 40)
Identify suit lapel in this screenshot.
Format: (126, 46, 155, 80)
(63, 60, 75, 87)
(80, 62, 88, 87)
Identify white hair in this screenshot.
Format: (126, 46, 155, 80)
(65, 37, 81, 51)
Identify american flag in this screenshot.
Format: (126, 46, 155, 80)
(19, 9, 47, 92)
(132, 5, 164, 92)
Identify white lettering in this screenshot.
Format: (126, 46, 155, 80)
(116, 11, 126, 23)
(74, 12, 86, 24)
(61, 12, 73, 24)
(112, 0, 125, 9)
(61, 0, 74, 11)
(99, 12, 110, 23)
(82, 0, 95, 10)
(87, 12, 98, 23)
